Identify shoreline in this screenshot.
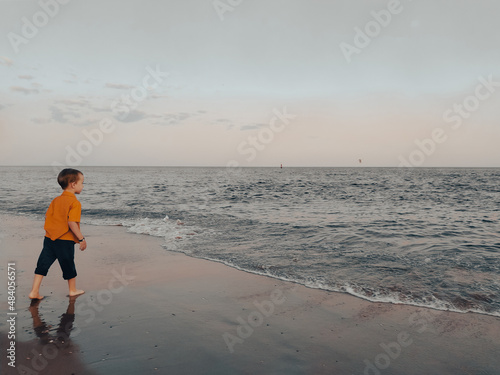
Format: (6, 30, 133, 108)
(15, 211, 499, 318)
(1, 213, 499, 374)
(181, 253, 500, 319)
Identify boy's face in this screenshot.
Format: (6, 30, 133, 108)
(72, 173, 84, 194)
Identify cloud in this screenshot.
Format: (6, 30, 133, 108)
(153, 112, 196, 126)
(150, 94, 168, 99)
(112, 108, 198, 125)
(0, 56, 13, 66)
(118, 109, 149, 123)
(10, 86, 39, 95)
(211, 118, 235, 130)
(0, 104, 5, 111)
(40, 96, 198, 127)
(240, 123, 267, 131)
(47, 99, 93, 124)
(90, 106, 112, 113)
(178, 112, 190, 120)
(49, 105, 82, 123)
(18, 75, 34, 80)
(55, 98, 90, 107)
(48, 104, 104, 127)
(105, 83, 135, 90)
(33, 97, 111, 126)
(31, 82, 43, 88)
(36, 97, 113, 126)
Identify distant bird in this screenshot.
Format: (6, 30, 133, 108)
(359, 159, 362, 164)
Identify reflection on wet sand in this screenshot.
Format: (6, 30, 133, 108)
(1, 297, 96, 375)
(29, 297, 79, 347)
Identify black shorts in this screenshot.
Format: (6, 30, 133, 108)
(35, 237, 77, 280)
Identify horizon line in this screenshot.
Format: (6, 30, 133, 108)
(1, 165, 499, 169)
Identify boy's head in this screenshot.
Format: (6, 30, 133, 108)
(58, 169, 84, 192)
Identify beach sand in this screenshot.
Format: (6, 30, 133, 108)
(1, 214, 499, 375)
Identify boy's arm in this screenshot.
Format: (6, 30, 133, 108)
(68, 221, 86, 250)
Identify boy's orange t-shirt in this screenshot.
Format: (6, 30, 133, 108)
(44, 191, 82, 243)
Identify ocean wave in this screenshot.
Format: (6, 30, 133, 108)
(2, 166, 499, 318)
(83, 216, 204, 245)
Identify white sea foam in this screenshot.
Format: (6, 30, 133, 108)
(86, 215, 500, 318)
(2, 166, 499, 318)
(83, 216, 201, 247)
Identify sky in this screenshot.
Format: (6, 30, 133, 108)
(1, 0, 499, 167)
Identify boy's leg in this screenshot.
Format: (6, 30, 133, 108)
(54, 240, 83, 296)
(55, 240, 77, 280)
(29, 274, 45, 300)
(67, 278, 84, 297)
(30, 237, 57, 299)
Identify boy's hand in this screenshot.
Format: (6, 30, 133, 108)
(79, 239, 87, 251)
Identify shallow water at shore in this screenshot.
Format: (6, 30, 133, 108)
(1, 166, 499, 316)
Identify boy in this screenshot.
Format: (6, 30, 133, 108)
(29, 169, 87, 299)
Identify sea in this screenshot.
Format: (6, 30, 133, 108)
(1, 166, 499, 317)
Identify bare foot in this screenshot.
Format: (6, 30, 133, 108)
(69, 290, 85, 297)
(28, 293, 44, 300)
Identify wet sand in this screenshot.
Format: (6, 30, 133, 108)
(1, 214, 499, 374)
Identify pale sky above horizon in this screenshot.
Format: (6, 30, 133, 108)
(1, 0, 499, 167)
